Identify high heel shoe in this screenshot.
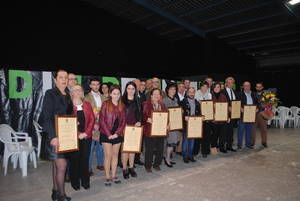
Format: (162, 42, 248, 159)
(123, 169, 129, 179)
(128, 168, 137, 177)
(164, 157, 173, 168)
(51, 189, 58, 201)
(58, 194, 71, 201)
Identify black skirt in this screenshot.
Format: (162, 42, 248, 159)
(100, 133, 123, 145)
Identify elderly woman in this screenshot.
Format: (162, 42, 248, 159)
(69, 84, 95, 191)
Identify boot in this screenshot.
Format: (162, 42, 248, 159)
(128, 168, 137, 177)
(123, 169, 129, 179)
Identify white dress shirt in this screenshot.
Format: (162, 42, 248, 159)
(177, 92, 186, 101)
(226, 87, 236, 100)
(91, 91, 102, 108)
(195, 90, 212, 101)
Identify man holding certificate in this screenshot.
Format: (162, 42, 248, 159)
(180, 87, 201, 163)
(237, 81, 258, 149)
(142, 88, 168, 173)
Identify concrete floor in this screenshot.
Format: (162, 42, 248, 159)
(0, 128, 300, 201)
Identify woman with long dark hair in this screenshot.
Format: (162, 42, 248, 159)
(42, 70, 73, 201)
(100, 85, 126, 186)
(121, 81, 142, 179)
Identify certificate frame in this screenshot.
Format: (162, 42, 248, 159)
(122, 125, 143, 153)
(55, 115, 79, 154)
(243, 105, 257, 123)
(214, 102, 229, 122)
(187, 115, 204, 139)
(168, 106, 183, 131)
(200, 100, 214, 121)
(150, 111, 169, 137)
(231, 100, 241, 119)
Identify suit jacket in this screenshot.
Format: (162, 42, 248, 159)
(72, 101, 95, 138)
(239, 91, 259, 107)
(84, 91, 106, 109)
(221, 88, 240, 106)
(174, 92, 186, 105)
(42, 87, 73, 140)
(180, 97, 201, 129)
(142, 100, 168, 137)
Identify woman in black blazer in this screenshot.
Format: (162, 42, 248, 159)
(42, 70, 73, 201)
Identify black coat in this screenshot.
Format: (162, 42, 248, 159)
(180, 97, 201, 117)
(239, 91, 259, 107)
(42, 87, 73, 140)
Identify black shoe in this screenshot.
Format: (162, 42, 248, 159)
(82, 184, 90, 190)
(202, 154, 207, 158)
(227, 147, 237, 152)
(134, 160, 144, 166)
(104, 179, 112, 186)
(51, 189, 58, 201)
(129, 168, 137, 177)
(72, 186, 80, 191)
(246, 145, 254, 149)
(170, 161, 176, 165)
(123, 169, 129, 179)
(112, 177, 121, 184)
(58, 194, 71, 201)
(164, 158, 173, 168)
(183, 157, 189, 163)
(220, 148, 228, 153)
(188, 157, 196, 162)
(237, 145, 242, 149)
(262, 143, 268, 148)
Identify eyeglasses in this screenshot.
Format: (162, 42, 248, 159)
(69, 78, 77, 81)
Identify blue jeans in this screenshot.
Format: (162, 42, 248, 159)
(237, 120, 253, 147)
(89, 140, 103, 169)
(182, 131, 194, 158)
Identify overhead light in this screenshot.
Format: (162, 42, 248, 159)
(288, 0, 300, 5)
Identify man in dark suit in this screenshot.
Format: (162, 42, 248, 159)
(222, 77, 239, 152)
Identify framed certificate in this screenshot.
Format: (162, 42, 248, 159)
(187, 116, 204, 139)
(243, 105, 257, 123)
(231, 100, 241, 119)
(55, 115, 79, 153)
(200, 100, 214, 121)
(214, 102, 228, 122)
(122, 125, 143, 153)
(168, 107, 183, 131)
(150, 111, 169, 137)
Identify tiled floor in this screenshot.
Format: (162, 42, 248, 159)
(1, 128, 300, 201)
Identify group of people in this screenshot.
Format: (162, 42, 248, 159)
(42, 70, 269, 201)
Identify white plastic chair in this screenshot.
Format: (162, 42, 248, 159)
(278, 107, 294, 128)
(33, 120, 42, 158)
(0, 124, 37, 177)
(290, 106, 300, 128)
(272, 107, 280, 128)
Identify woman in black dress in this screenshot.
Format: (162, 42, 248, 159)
(42, 70, 73, 201)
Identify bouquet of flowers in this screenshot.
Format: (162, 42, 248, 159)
(259, 88, 280, 120)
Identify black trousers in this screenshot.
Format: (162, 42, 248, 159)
(69, 138, 91, 188)
(225, 120, 236, 148)
(193, 122, 211, 155)
(211, 123, 226, 148)
(144, 137, 164, 169)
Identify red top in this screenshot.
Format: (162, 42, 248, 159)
(99, 100, 126, 137)
(142, 100, 168, 137)
(73, 101, 95, 138)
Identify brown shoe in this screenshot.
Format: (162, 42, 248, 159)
(145, 168, 152, 173)
(153, 166, 161, 171)
(89, 170, 94, 176)
(96, 166, 104, 171)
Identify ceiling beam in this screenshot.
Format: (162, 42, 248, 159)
(228, 30, 300, 45)
(132, 0, 205, 37)
(206, 12, 284, 33)
(252, 46, 300, 55)
(219, 22, 292, 39)
(238, 39, 300, 50)
(146, 0, 230, 30)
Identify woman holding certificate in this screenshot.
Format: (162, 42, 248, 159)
(42, 70, 73, 201)
(211, 83, 228, 154)
(163, 83, 180, 167)
(143, 88, 168, 172)
(100, 85, 126, 186)
(194, 81, 212, 158)
(69, 85, 95, 190)
(121, 81, 142, 179)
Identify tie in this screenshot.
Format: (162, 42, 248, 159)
(230, 89, 234, 100)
